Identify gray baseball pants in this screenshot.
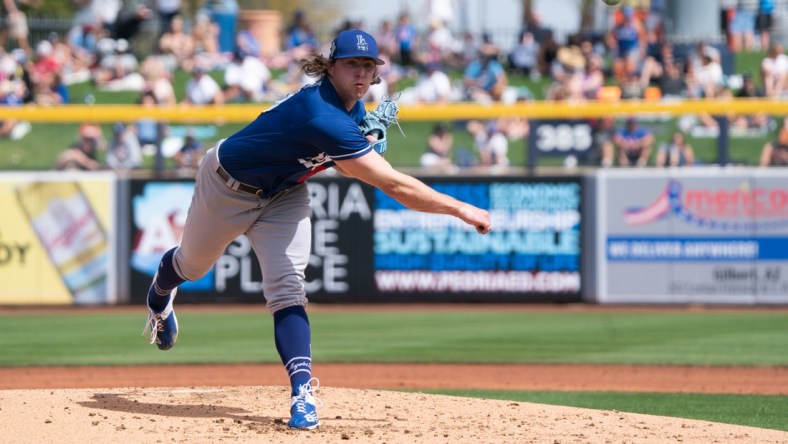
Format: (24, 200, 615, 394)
(172, 146, 312, 312)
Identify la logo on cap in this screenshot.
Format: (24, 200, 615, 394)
(356, 34, 368, 51)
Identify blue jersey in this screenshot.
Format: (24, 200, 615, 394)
(218, 80, 372, 196)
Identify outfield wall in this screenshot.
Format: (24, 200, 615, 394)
(1, 169, 786, 306)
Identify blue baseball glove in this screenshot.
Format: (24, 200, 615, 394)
(358, 98, 399, 155)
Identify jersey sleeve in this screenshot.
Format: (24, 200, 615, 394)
(298, 114, 372, 161)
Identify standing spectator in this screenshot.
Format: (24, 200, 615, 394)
(155, 0, 182, 36)
(655, 131, 696, 167)
(423, 0, 457, 28)
(613, 117, 654, 167)
(756, 0, 775, 51)
(1, 0, 38, 54)
(395, 11, 418, 67)
(760, 116, 788, 166)
(606, 6, 646, 83)
(183, 65, 224, 105)
(728, 3, 756, 52)
(760, 42, 788, 98)
(91, 0, 122, 35)
(198, 0, 238, 54)
(420, 122, 456, 171)
(105, 122, 142, 170)
(112, 1, 153, 43)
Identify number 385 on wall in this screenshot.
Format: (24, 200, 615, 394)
(534, 121, 593, 153)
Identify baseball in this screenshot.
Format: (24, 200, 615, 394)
(602, 0, 621, 5)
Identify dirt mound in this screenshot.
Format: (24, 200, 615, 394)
(2, 386, 786, 443)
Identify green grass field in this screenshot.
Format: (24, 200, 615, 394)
(2, 308, 786, 431)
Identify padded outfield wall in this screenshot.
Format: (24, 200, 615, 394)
(2, 168, 786, 306)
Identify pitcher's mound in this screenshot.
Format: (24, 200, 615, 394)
(1, 386, 785, 443)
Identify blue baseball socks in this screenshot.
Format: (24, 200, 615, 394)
(273, 305, 313, 395)
(147, 247, 185, 312)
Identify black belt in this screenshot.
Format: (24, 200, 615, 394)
(216, 165, 264, 197)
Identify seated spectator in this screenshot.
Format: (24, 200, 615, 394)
(546, 46, 586, 101)
(639, 41, 674, 86)
(235, 24, 261, 59)
(182, 66, 224, 105)
(31, 40, 61, 94)
(173, 132, 203, 172)
(730, 73, 769, 130)
(686, 45, 724, 98)
(136, 91, 167, 154)
(656, 58, 688, 98)
(223, 50, 271, 103)
(105, 122, 142, 170)
(463, 43, 508, 103)
(285, 9, 319, 53)
(420, 122, 456, 172)
(759, 116, 788, 166)
(581, 54, 605, 99)
(424, 18, 456, 66)
(400, 62, 456, 104)
(53, 123, 106, 171)
(93, 38, 141, 88)
(66, 22, 100, 74)
(0, 68, 31, 140)
(466, 118, 524, 169)
(157, 14, 195, 72)
(191, 13, 226, 71)
(140, 55, 177, 107)
(536, 29, 559, 77)
(508, 31, 539, 77)
(456, 31, 481, 69)
(592, 117, 616, 167)
(613, 117, 654, 167)
(760, 42, 788, 98)
(655, 131, 695, 167)
(34, 70, 67, 104)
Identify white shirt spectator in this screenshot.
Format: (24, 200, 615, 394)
(224, 55, 271, 102)
(185, 69, 222, 104)
(761, 46, 788, 97)
(415, 67, 453, 103)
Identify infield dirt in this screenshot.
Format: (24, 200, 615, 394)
(2, 304, 787, 443)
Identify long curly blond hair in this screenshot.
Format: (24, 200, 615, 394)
(299, 52, 382, 85)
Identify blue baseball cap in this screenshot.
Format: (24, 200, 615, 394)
(329, 29, 385, 65)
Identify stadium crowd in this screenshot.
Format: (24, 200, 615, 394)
(0, 0, 786, 170)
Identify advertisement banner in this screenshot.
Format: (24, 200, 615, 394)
(0, 173, 116, 305)
(598, 169, 788, 304)
(129, 176, 583, 304)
